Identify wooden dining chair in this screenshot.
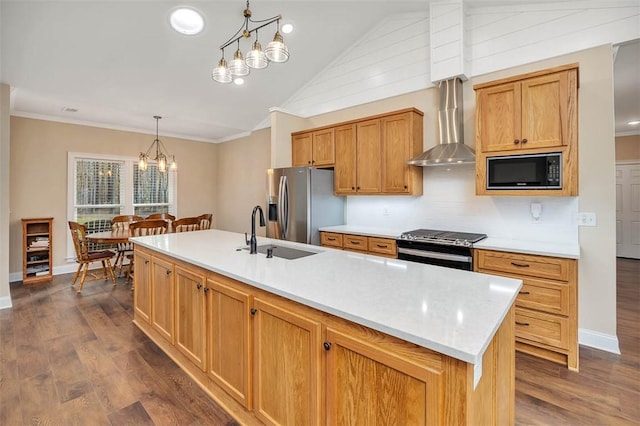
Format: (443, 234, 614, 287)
(68, 221, 117, 293)
(197, 213, 213, 230)
(146, 213, 176, 221)
(174, 217, 201, 232)
(126, 219, 169, 283)
(111, 215, 143, 276)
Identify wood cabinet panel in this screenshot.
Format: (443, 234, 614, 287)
(253, 297, 323, 426)
(515, 307, 568, 350)
(151, 256, 174, 343)
(520, 71, 567, 150)
(334, 124, 357, 194)
(342, 234, 368, 252)
(175, 265, 207, 371)
(368, 237, 397, 257)
(207, 274, 252, 409)
(355, 119, 382, 194)
(320, 232, 343, 248)
(292, 133, 313, 167)
(477, 82, 521, 153)
(312, 128, 335, 166)
(325, 327, 441, 425)
(381, 112, 423, 194)
(133, 249, 152, 323)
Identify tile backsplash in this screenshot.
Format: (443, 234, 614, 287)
(345, 165, 579, 244)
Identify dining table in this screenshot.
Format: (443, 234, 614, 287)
(85, 228, 131, 245)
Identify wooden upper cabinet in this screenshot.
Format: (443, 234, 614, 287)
(356, 119, 382, 194)
(381, 111, 424, 194)
(476, 67, 577, 154)
(292, 129, 335, 167)
(334, 124, 357, 194)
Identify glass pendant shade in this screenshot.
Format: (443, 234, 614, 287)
(229, 49, 250, 76)
(212, 57, 232, 83)
(169, 156, 178, 171)
(138, 154, 148, 171)
(265, 31, 289, 63)
(245, 41, 268, 69)
(157, 153, 167, 172)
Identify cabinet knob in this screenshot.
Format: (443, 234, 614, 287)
(203, 287, 209, 293)
(196, 283, 203, 290)
(166, 270, 171, 276)
(356, 186, 360, 190)
(404, 185, 408, 189)
(522, 138, 528, 144)
(514, 139, 520, 144)
(250, 308, 257, 316)
(351, 187, 355, 190)
(312, 160, 315, 164)
(323, 341, 332, 351)
(308, 160, 312, 164)
(144, 260, 149, 265)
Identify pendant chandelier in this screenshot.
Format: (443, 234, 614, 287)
(212, 0, 289, 84)
(138, 116, 177, 173)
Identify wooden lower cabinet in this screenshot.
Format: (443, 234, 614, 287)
(325, 327, 442, 425)
(133, 248, 152, 323)
(150, 255, 174, 343)
(175, 264, 207, 370)
(320, 231, 397, 258)
(133, 247, 515, 425)
(252, 297, 323, 425)
(207, 274, 252, 409)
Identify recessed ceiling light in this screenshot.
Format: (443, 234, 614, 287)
(170, 8, 204, 35)
(234, 78, 245, 86)
(281, 23, 293, 34)
(628, 120, 640, 125)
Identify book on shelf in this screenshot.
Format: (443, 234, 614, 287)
(35, 270, 50, 276)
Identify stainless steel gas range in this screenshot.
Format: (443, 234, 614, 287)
(396, 229, 488, 271)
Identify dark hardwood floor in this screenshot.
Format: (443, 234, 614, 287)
(1, 258, 638, 425)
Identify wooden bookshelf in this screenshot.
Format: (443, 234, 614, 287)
(22, 217, 53, 284)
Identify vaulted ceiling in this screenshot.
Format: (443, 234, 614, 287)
(1, 1, 638, 142)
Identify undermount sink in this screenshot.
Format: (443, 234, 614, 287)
(242, 244, 317, 260)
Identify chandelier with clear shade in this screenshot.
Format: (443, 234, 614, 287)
(212, 0, 289, 84)
(138, 116, 177, 173)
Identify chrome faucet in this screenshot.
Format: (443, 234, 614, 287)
(245, 205, 265, 254)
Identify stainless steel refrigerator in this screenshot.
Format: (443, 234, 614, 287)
(266, 167, 344, 245)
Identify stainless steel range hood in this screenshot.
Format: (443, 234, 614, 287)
(408, 77, 476, 166)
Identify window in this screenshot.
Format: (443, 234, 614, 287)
(67, 152, 177, 259)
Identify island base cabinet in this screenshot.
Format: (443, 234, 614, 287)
(207, 275, 252, 409)
(252, 297, 323, 426)
(150, 256, 174, 343)
(325, 327, 440, 425)
(175, 265, 207, 371)
(133, 249, 152, 323)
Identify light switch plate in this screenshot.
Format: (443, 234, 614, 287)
(577, 212, 597, 226)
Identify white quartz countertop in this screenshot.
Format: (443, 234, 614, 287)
(320, 225, 580, 259)
(475, 238, 580, 259)
(132, 230, 521, 365)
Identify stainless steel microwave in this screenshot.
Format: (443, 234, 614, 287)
(486, 152, 562, 190)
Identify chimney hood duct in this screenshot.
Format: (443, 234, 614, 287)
(408, 77, 476, 166)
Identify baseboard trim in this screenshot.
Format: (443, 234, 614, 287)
(578, 328, 621, 354)
(0, 295, 12, 310)
(9, 263, 92, 284)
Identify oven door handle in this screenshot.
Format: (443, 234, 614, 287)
(398, 247, 472, 263)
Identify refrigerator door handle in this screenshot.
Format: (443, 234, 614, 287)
(281, 176, 289, 239)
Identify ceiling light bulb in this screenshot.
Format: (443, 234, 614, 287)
(265, 31, 289, 63)
(234, 77, 245, 85)
(229, 49, 250, 76)
(212, 57, 232, 83)
(281, 23, 293, 34)
(246, 41, 268, 69)
(170, 8, 204, 35)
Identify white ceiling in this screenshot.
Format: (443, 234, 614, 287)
(1, 1, 638, 142)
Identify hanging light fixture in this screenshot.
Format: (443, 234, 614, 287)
(138, 116, 177, 173)
(211, 0, 290, 84)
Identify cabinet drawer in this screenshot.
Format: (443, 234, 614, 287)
(321, 232, 343, 248)
(343, 234, 368, 251)
(476, 250, 572, 282)
(515, 308, 568, 350)
(517, 276, 570, 316)
(368, 237, 397, 257)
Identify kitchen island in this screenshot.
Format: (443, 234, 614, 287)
(131, 229, 521, 425)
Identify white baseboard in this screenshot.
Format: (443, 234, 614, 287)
(0, 295, 12, 310)
(9, 263, 89, 284)
(578, 328, 621, 354)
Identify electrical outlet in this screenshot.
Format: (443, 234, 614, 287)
(577, 212, 597, 227)
(382, 206, 389, 216)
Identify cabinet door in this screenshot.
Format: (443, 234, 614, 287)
(253, 297, 323, 426)
(292, 132, 313, 167)
(381, 112, 412, 193)
(476, 82, 521, 153)
(325, 327, 441, 425)
(175, 265, 207, 371)
(521, 71, 568, 149)
(312, 128, 335, 167)
(207, 275, 252, 409)
(150, 256, 174, 343)
(334, 124, 357, 195)
(356, 119, 382, 193)
(133, 249, 152, 323)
